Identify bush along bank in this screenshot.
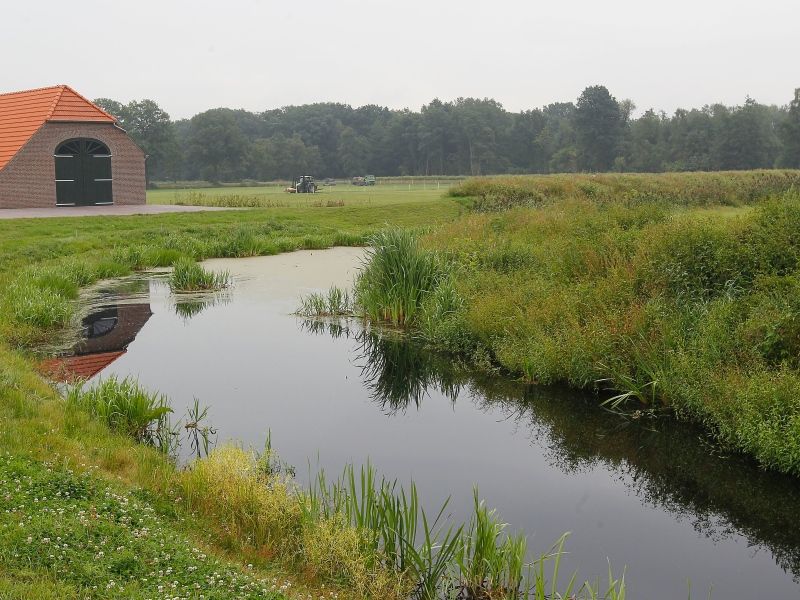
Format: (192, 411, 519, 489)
(334, 189, 800, 478)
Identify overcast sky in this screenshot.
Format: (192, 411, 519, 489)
(3, 0, 797, 119)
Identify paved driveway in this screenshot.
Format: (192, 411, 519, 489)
(0, 205, 243, 219)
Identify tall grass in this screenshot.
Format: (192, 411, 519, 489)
(296, 286, 353, 317)
(356, 229, 445, 326)
(2, 282, 72, 329)
(450, 170, 800, 211)
(301, 462, 626, 599)
(169, 258, 230, 292)
(426, 182, 800, 476)
(66, 376, 173, 450)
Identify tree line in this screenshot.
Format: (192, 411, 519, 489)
(95, 86, 800, 183)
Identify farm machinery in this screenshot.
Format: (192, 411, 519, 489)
(285, 176, 318, 193)
(351, 174, 376, 186)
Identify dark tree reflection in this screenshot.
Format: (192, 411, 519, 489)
(300, 317, 800, 581)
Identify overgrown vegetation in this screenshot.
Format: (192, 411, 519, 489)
(430, 176, 800, 476)
(449, 170, 800, 211)
(180, 444, 627, 599)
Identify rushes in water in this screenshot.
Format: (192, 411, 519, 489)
(456, 490, 528, 597)
(356, 229, 445, 326)
(66, 377, 219, 458)
(302, 461, 625, 599)
(185, 397, 218, 459)
(296, 286, 353, 316)
(66, 376, 173, 450)
(169, 257, 230, 292)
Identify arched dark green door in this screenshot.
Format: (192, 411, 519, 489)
(54, 139, 113, 206)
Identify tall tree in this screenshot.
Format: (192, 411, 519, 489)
(574, 86, 623, 171)
(94, 98, 178, 184)
(184, 109, 249, 182)
(626, 109, 667, 172)
(780, 89, 800, 168)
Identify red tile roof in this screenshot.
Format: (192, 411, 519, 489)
(0, 85, 117, 171)
(40, 351, 126, 382)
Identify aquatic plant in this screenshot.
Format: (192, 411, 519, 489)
(356, 229, 445, 326)
(303, 461, 627, 599)
(66, 376, 174, 450)
(185, 397, 218, 459)
(296, 286, 353, 317)
(169, 257, 230, 292)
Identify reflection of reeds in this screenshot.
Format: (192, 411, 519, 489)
(355, 330, 461, 412)
(298, 318, 352, 339)
(173, 291, 231, 321)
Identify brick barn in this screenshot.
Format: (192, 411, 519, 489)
(0, 85, 145, 209)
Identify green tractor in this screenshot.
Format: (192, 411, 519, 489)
(286, 175, 318, 193)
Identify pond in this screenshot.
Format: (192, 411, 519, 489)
(47, 248, 800, 599)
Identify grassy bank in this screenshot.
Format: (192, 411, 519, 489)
(451, 170, 800, 210)
(341, 171, 800, 476)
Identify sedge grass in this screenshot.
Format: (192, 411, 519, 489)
(65, 376, 173, 450)
(297, 286, 353, 317)
(356, 229, 445, 326)
(169, 257, 230, 292)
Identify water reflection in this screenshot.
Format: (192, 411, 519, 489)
(173, 290, 230, 322)
(41, 303, 152, 381)
(322, 320, 800, 581)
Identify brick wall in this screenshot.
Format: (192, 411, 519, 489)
(0, 122, 146, 209)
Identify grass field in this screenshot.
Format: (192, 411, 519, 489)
(148, 181, 460, 209)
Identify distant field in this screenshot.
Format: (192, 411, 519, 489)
(147, 181, 459, 208)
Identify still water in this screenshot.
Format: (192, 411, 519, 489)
(53, 248, 800, 599)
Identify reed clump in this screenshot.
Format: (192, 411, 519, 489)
(169, 258, 230, 292)
(355, 229, 446, 327)
(65, 376, 173, 449)
(297, 286, 353, 317)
